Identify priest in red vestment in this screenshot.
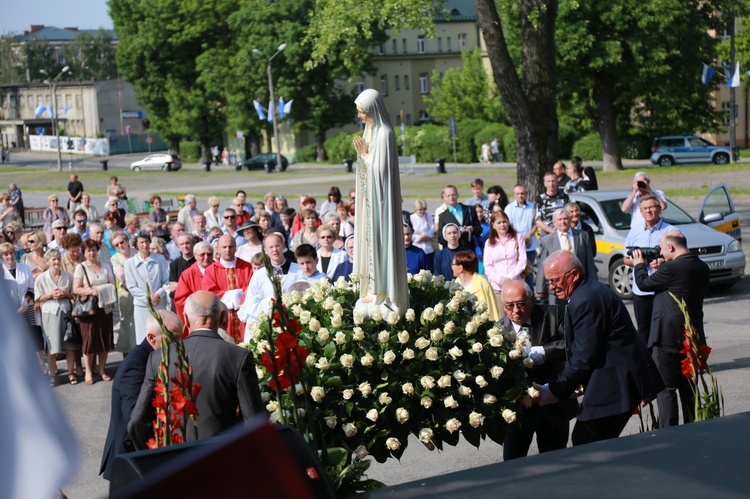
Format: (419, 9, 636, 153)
(174, 241, 214, 338)
(201, 235, 253, 343)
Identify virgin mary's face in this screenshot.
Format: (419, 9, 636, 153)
(357, 108, 371, 126)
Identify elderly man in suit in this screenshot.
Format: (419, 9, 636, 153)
(100, 310, 182, 480)
(536, 208, 596, 303)
(534, 251, 664, 446)
(633, 231, 710, 428)
(437, 185, 481, 249)
(128, 291, 264, 449)
(501, 280, 576, 460)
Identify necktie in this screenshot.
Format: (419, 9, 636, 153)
(561, 232, 571, 251)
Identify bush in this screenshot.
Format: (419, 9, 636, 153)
(406, 124, 452, 163)
(324, 132, 359, 164)
(572, 133, 602, 161)
(475, 124, 511, 161)
(619, 130, 652, 159)
(180, 141, 201, 163)
(455, 119, 489, 163)
(558, 123, 579, 160)
(502, 129, 517, 163)
(296, 144, 318, 163)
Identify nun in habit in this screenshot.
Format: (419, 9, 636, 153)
(352, 89, 409, 317)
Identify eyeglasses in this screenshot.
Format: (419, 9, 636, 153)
(54, 227, 66, 231)
(319, 235, 333, 239)
(3, 230, 13, 235)
(547, 270, 573, 286)
(113, 240, 127, 247)
(195, 252, 211, 258)
(224, 215, 236, 219)
(504, 301, 529, 310)
(28, 239, 36, 243)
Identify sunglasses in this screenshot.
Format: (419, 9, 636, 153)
(54, 227, 66, 231)
(224, 215, 236, 219)
(319, 235, 333, 239)
(76, 219, 87, 224)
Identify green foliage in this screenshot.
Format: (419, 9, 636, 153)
(572, 133, 603, 161)
(180, 141, 201, 163)
(502, 130, 517, 163)
(61, 30, 118, 80)
(474, 124, 511, 160)
(557, 123, 578, 160)
(0, 36, 23, 83)
(23, 37, 60, 82)
(455, 119, 489, 163)
(619, 129, 652, 160)
(424, 49, 507, 123)
(324, 132, 357, 164)
(296, 143, 319, 163)
(406, 124, 451, 162)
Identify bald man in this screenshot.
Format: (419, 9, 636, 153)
(101, 310, 182, 480)
(128, 292, 263, 449)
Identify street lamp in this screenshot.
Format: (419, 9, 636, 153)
(40, 66, 71, 171)
(253, 43, 286, 172)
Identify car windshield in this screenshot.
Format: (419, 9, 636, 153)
(600, 198, 695, 230)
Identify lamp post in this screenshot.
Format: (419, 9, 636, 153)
(253, 43, 286, 172)
(40, 66, 71, 171)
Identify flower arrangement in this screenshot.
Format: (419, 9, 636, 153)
(242, 269, 531, 492)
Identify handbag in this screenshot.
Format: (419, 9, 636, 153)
(63, 315, 82, 344)
(71, 265, 101, 317)
(515, 237, 534, 278)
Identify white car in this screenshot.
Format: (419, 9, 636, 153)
(129, 154, 182, 172)
(569, 185, 744, 299)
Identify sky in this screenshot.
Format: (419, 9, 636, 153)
(0, 0, 113, 35)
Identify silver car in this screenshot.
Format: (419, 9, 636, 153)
(569, 185, 744, 299)
(129, 153, 182, 172)
(649, 135, 735, 167)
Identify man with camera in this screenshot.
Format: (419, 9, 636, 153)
(621, 171, 668, 226)
(623, 194, 677, 344)
(631, 231, 709, 427)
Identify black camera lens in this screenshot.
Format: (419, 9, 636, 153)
(637, 181, 647, 189)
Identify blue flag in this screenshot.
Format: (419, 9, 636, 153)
(253, 100, 267, 120)
(278, 96, 285, 119)
(701, 63, 715, 86)
(34, 104, 47, 117)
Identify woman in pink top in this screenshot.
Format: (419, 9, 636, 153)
(483, 210, 527, 318)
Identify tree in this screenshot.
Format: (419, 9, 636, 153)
(61, 30, 118, 80)
(0, 35, 24, 83)
(22, 37, 59, 82)
(423, 48, 507, 123)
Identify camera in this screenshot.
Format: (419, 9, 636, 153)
(626, 246, 661, 261)
(637, 181, 648, 189)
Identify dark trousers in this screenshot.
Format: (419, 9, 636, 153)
(632, 294, 655, 345)
(524, 250, 536, 290)
(503, 402, 573, 460)
(652, 346, 696, 427)
(571, 411, 632, 446)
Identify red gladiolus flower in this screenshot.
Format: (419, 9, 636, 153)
(192, 383, 202, 398)
(170, 386, 188, 414)
(146, 438, 157, 450)
(172, 433, 184, 444)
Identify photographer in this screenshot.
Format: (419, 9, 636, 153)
(621, 172, 667, 226)
(632, 231, 709, 428)
(623, 194, 676, 344)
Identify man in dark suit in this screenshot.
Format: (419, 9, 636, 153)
(535, 250, 664, 446)
(99, 310, 183, 480)
(437, 185, 481, 248)
(536, 208, 597, 303)
(129, 291, 264, 449)
(565, 201, 596, 256)
(501, 280, 576, 460)
(632, 230, 710, 428)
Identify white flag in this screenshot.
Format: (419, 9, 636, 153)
(729, 61, 741, 88)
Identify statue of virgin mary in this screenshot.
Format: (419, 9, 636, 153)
(352, 89, 409, 316)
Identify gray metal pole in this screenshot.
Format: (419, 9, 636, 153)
(268, 62, 282, 172)
(54, 82, 63, 172)
(730, 16, 737, 162)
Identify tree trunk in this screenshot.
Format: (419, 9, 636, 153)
(591, 73, 623, 171)
(475, 0, 559, 199)
(200, 138, 210, 163)
(315, 131, 326, 162)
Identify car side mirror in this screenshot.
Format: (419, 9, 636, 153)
(703, 213, 722, 223)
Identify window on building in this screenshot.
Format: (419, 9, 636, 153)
(65, 95, 72, 108)
(458, 33, 467, 50)
(438, 37, 442, 52)
(37, 96, 43, 106)
(419, 110, 430, 120)
(377, 44, 385, 55)
(394, 75, 400, 91)
(417, 35, 426, 54)
(447, 37, 452, 52)
(404, 75, 410, 89)
(75, 95, 82, 109)
(28, 96, 33, 108)
(406, 113, 412, 126)
(402, 38, 407, 53)
(356, 76, 365, 94)
(10, 95, 16, 109)
(392, 39, 398, 54)
(18, 95, 24, 109)
(380, 74, 388, 95)
(419, 73, 429, 94)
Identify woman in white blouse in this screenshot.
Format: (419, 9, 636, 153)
(204, 196, 222, 231)
(410, 199, 436, 270)
(316, 224, 347, 279)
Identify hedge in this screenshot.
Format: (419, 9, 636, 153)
(296, 144, 318, 163)
(180, 141, 201, 163)
(572, 133, 603, 161)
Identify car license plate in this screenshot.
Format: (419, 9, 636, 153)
(707, 260, 725, 270)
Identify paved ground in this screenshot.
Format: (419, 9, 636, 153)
(4, 150, 748, 497)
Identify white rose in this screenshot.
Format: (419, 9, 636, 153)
(504, 330, 517, 342)
(343, 423, 357, 437)
(414, 272, 424, 283)
(420, 307, 436, 323)
(331, 314, 343, 328)
(425, 347, 439, 361)
(469, 411, 484, 428)
(396, 407, 410, 423)
(502, 409, 517, 424)
(308, 318, 321, 332)
(386, 310, 400, 325)
(420, 376, 436, 390)
(315, 357, 330, 371)
(354, 444, 368, 460)
(458, 385, 472, 397)
(405, 308, 416, 322)
(317, 327, 330, 341)
(312, 291, 324, 303)
(449, 346, 463, 359)
(353, 310, 365, 325)
(359, 382, 372, 397)
(366, 409, 379, 422)
(266, 401, 279, 412)
(509, 349, 521, 360)
(386, 437, 401, 451)
(291, 304, 302, 315)
(340, 354, 354, 368)
(434, 303, 444, 316)
(324, 415, 337, 428)
(305, 353, 317, 366)
(490, 366, 504, 379)
(402, 348, 415, 360)
(430, 328, 443, 342)
(523, 357, 534, 368)
(419, 428, 434, 444)
(483, 394, 497, 404)
(447, 299, 460, 313)
(453, 370, 467, 382)
(334, 331, 346, 345)
(299, 310, 311, 325)
(371, 308, 383, 322)
(342, 389, 354, 400)
(465, 322, 477, 335)
(256, 366, 265, 380)
(261, 391, 270, 402)
(310, 386, 325, 402)
(378, 392, 393, 405)
(421, 396, 433, 408)
(472, 342, 483, 353)
(297, 408, 306, 418)
(443, 321, 455, 335)
(432, 274, 445, 286)
(378, 330, 390, 343)
(353, 327, 365, 341)
(333, 303, 343, 315)
(438, 375, 452, 389)
(295, 383, 305, 395)
(444, 395, 458, 409)
(360, 352, 374, 366)
(489, 334, 504, 347)
(402, 382, 415, 395)
(383, 350, 397, 365)
(475, 375, 488, 388)
(528, 386, 540, 399)
(445, 418, 462, 433)
(397, 330, 410, 344)
(335, 276, 349, 290)
(323, 296, 336, 309)
(414, 337, 430, 349)
(350, 273, 361, 283)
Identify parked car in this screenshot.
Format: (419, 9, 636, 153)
(569, 185, 744, 299)
(129, 153, 182, 172)
(237, 153, 288, 172)
(649, 135, 737, 166)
